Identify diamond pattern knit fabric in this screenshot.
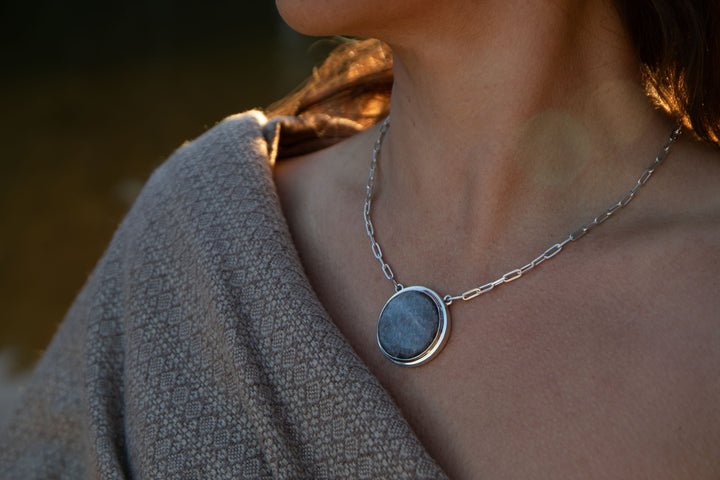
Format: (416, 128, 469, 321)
(0, 111, 447, 479)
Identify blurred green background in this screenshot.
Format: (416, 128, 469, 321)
(0, 1, 331, 375)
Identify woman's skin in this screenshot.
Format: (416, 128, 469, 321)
(274, 0, 720, 478)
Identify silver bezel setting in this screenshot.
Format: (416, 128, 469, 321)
(376, 286, 451, 367)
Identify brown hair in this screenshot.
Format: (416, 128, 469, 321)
(266, 38, 393, 129)
(615, 0, 720, 144)
(269, 2, 720, 145)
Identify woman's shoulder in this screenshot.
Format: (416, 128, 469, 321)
(622, 134, 720, 315)
(660, 135, 720, 253)
(127, 111, 276, 221)
(147, 110, 366, 192)
(153, 110, 272, 185)
(94, 111, 282, 272)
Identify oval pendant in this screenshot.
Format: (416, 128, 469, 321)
(376, 286, 450, 366)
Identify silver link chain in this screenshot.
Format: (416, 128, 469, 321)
(364, 116, 682, 306)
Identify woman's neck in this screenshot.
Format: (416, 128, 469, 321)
(374, 0, 674, 247)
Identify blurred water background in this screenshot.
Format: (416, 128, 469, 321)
(0, 1, 333, 423)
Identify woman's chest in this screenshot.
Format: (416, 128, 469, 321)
(316, 244, 720, 479)
(360, 280, 720, 479)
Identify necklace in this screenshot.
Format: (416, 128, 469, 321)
(365, 117, 682, 366)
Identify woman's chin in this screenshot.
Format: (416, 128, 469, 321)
(275, 0, 387, 38)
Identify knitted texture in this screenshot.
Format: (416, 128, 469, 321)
(0, 111, 447, 479)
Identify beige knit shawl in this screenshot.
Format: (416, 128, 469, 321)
(0, 111, 447, 479)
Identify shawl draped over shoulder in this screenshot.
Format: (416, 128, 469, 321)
(0, 111, 447, 479)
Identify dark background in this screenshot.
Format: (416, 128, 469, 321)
(0, 1, 332, 373)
